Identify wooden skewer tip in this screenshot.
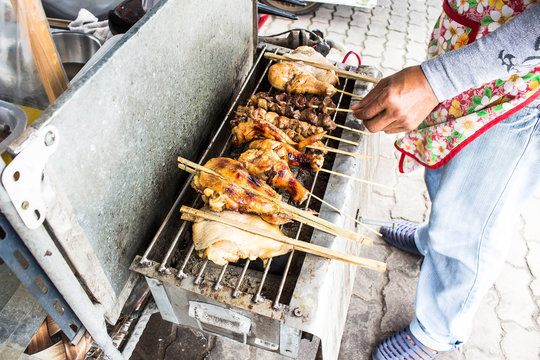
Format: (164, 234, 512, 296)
(318, 168, 394, 190)
(335, 89, 364, 100)
(306, 145, 372, 159)
(308, 192, 380, 238)
(334, 124, 371, 136)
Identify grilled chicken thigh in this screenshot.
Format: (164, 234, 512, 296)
(238, 148, 310, 204)
(283, 46, 339, 85)
(268, 63, 337, 97)
(247, 139, 324, 172)
(234, 106, 325, 140)
(191, 157, 291, 224)
(231, 114, 326, 150)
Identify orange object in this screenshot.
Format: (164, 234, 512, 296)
(10, 0, 68, 102)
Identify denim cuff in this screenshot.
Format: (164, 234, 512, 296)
(409, 318, 460, 352)
(414, 223, 429, 256)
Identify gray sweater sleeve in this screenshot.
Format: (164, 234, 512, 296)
(420, 3, 540, 102)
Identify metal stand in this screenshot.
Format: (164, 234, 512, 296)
(0, 213, 84, 342)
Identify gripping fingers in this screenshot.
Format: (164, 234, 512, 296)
(361, 111, 397, 133)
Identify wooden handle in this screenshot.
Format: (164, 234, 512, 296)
(47, 17, 71, 30)
(11, 0, 68, 102)
(181, 206, 386, 272)
(264, 52, 380, 84)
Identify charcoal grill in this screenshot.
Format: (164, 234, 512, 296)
(0, 1, 382, 358)
(129, 46, 382, 359)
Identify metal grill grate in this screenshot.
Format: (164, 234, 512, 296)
(132, 45, 362, 311)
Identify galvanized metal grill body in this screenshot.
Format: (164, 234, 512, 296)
(131, 46, 381, 359)
(0, 2, 256, 358)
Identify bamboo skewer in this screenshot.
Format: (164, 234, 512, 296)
(335, 89, 364, 100)
(335, 124, 371, 135)
(323, 134, 359, 146)
(177, 157, 371, 245)
(328, 107, 353, 113)
(310, 105, 354, 113)
(308, 192, 381, 237)
(319, 168, 394, 190)
(264, 52, 380, 84)
(180, 206, 386, 272)
(306, 145, 372, 159)
(309, 105, 372, 135)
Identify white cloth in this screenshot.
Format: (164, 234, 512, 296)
(68, 8, 112, 43)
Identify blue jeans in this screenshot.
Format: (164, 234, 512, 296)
(409, 98, 540, 351)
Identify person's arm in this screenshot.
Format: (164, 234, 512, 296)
(352, 4, 540, 134)
(424, 3, 540, 101)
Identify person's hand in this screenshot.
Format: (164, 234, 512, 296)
(352, 66, 439, 134)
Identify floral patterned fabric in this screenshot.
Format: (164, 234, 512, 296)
(396, 0, 540, 173)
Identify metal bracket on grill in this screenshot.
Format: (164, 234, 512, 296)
(188, 301, 251, 344)
(0, 213, 84, 341)
(279, 322, 301, 358)
(1, 125, 59, 229)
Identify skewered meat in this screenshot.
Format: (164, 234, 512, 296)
(231, 117, 325, 150)
(249, 92, 337, 131)
(250, 94, 301, 119)
(247, 139, 323, 172)
(233, 106, 331, 147)
(233, 106, 325, 139)
(250, 91, 336, 116)
(238, 147, 310, 204)
(192, 208, 292, 266)
(191, 158, 291, 224)
(268, 63, 337, 97)
(283, 46, 339, 85)
(231, 118, 296, 146)
(237, 139, 324, 203)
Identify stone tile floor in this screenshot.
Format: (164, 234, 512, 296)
(131, 1, 540, 359)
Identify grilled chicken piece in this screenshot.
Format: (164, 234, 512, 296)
(231, 117, 325, 151)
(232, 108, 327, 150)
(231, 118, 296, 146)
(238, 148, 310, 204)
(268, 63, 337, 97)
(284, 46, 339, 85)
(192, 208, 292, 266)
(248, 139, 324, 171)
(191, 158, 291, 225)
(234, 106, 325, 139)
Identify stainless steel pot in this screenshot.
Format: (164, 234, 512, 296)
(52, 31, 102, 81)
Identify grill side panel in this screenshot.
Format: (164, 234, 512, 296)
(20, 0, 255, 310)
